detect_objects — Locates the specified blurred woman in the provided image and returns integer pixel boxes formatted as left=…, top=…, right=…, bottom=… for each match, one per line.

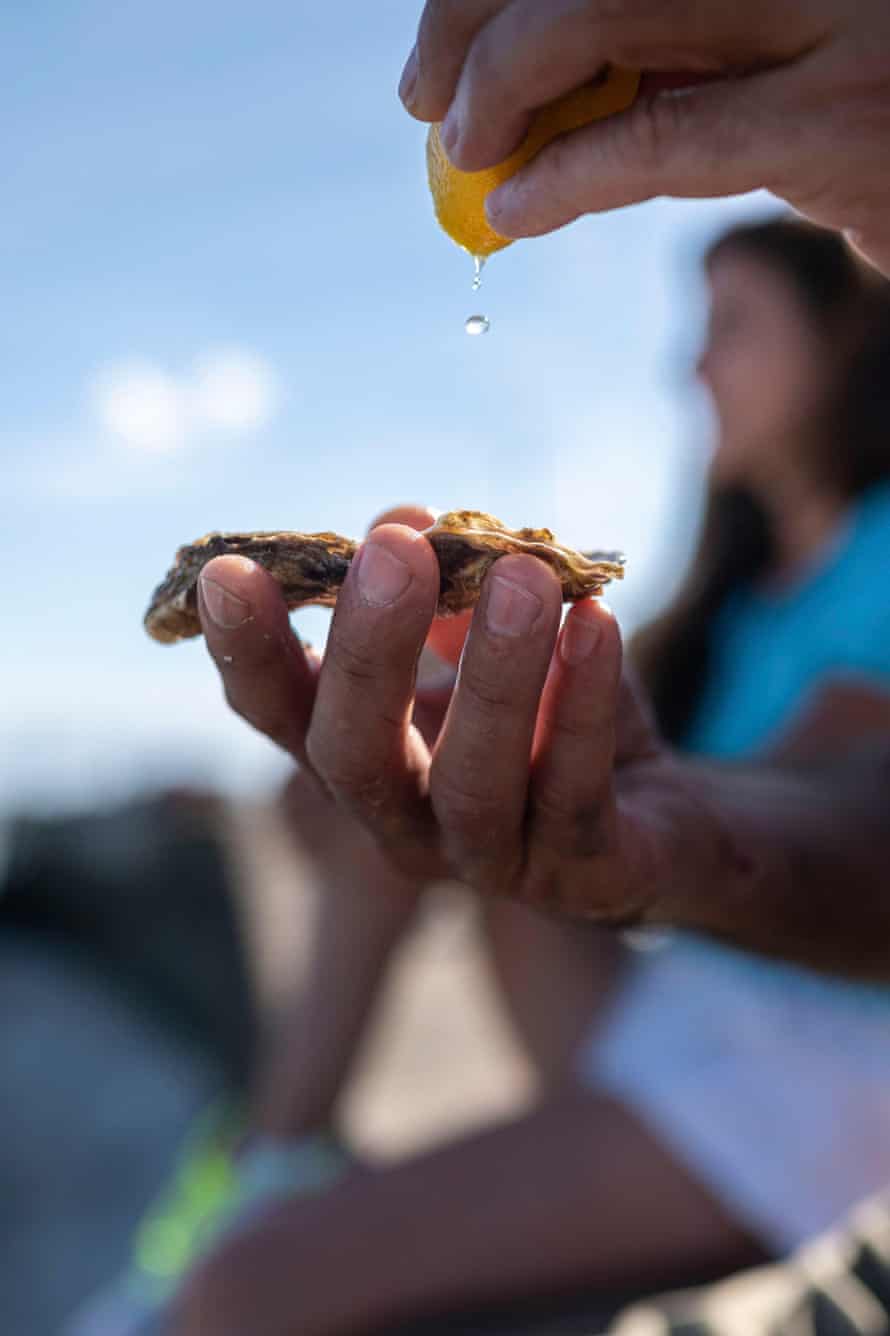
left=85, top=220, right=890, bottom=1336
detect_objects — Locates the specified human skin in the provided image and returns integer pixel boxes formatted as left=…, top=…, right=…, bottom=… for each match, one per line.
left=171, top=1087, right=762, bottom=1336
left=174, top=553, right=890, bottom=1336
left=195, top=503, right=890, bottom=982
left=190, top=3, right=890, bottom=978
left=398, top=0, right=890, bottom=276
left=173, top=533, right=890, bottom=1336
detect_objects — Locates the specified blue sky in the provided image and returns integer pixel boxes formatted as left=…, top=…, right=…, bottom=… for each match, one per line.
left=1, top=0, right=776, bottom=809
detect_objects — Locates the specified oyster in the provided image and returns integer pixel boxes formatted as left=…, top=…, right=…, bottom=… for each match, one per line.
left=144, top=510, right=624, bottom=645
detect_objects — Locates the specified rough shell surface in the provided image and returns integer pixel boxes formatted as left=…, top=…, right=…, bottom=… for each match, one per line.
left=144, top=510, right=625, bottom=644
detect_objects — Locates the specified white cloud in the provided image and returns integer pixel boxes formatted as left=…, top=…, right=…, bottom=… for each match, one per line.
left=89, top=359, right=188, bottom=451
left=87, top=347, right=279, bottom=452
left=189, top=347, right=279, bottom=433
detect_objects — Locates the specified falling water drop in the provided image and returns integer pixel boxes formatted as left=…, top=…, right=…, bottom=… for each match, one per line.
left=465, top=314, right=490, bottom=336
left=472, top=255, right=486, bottom=291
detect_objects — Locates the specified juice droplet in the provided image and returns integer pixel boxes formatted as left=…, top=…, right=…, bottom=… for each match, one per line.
left=465, top=314, right=490, bottom=336
left=472, top=255, right=486, bottom=291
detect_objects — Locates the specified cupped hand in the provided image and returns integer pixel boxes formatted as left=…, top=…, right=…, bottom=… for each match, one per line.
left=196, top=503, right=727, bottom=922
left=399, top=0, right=890, bottom=276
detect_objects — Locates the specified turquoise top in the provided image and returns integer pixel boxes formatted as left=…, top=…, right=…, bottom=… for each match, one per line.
left=684, top=482, right=890, bottom=758
left=667, top=481, right=890, bottom=1011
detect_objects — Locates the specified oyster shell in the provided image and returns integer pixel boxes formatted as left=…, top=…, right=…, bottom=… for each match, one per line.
left=144, top=510, right=624, bottom=645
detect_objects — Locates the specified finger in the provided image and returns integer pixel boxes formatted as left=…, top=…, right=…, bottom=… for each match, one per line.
left=400, top=0, right=507, bottom=122
left=367, top=503, right=437, bottom=532
left=442, top=0, right=623, bottom=171
left=365, top=502, right=473, bottom=665
left=198, top=555, right=317, bottom=760
left=388, top=507, right=472, bottom=666
left=307, top=524, right=442, bottom=863
left=528, top=599, right=623, bottom=865
left=845, top=227, right=890, bottom=285
left=615, top=666, right=661, bottom=765
left=486, top=69, right=793, bottom=237
left=430, top=554, right=562, bottom=889
left=443, top=0, right=822, bottom=172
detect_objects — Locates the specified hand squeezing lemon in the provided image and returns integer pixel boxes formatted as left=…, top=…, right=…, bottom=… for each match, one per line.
left=427, top=67, right=641, bottom=261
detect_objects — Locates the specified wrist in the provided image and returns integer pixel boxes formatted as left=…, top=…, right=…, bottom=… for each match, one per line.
left=623, top=754, right=757, bottom=932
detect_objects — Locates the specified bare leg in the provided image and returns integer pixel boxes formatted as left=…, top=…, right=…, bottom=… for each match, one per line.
left=250, top=775, right=425, bottom=1139
left=249, top=761, right=625, bottom=1135
left=174, top=1087, right=766, bottom=1336
left=482, top=899, right=628, bottom=1082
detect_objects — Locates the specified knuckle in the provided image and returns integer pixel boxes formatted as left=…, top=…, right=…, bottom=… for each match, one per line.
left=420, top=0, right=492, bottom=50
left=463, top=19, right=506, bottom=97
left=620, top=87, right=753, bottom=192
left=304, top=727, right=380, bottom=805
left=550, top=700, right=611, bottom=749
left=326, top=634, right=383, bottom=687
left=533, top=784, right=616, bottom=859
left=706, top=95, right=756, bottom=173
left=433, top=773, right=513, bottom=851
left=417, top=0, right=468, bottom=89
left=624, top=91, right=678, bottom=175
left=517, top=836, right=624, bottom=918
left=459, top=659, right=524, bottom=715
left=532, top=132, right=584, bottom=210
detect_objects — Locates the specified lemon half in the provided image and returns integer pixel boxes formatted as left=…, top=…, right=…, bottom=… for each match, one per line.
left=427, top=67, right=640, bottom=259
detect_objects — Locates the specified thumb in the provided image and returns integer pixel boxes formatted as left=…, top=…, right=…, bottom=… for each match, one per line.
left=485, top=71, right=788, bottom=237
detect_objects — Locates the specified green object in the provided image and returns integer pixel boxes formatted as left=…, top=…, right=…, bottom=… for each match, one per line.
left=132, top=1100, right=245, bottom=1290
left=133, top=1101, right=244, bottom=1283
left=70, top=1103, right=352, bottom=1332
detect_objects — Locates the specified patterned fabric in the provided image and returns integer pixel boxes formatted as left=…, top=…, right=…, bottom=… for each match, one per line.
left=608, top=1192, right=890, bottom=1335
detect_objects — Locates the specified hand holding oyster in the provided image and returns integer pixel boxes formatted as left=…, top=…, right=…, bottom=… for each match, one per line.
left=144, top=510, right=624, bottom=645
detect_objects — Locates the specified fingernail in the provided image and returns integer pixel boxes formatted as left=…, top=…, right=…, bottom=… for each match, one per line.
left=399, top=46, right=419, bottom=108
left=486, top=574, right=542, bottom=637
left=200, top=573, right=251, bottom=629
left=356, top=541, right=412, bottom=607
left=486, top=184, right=510, bottom=224
left=440, top=112, right=459, bottom=156
left=560, top=609, right=603, bottom=666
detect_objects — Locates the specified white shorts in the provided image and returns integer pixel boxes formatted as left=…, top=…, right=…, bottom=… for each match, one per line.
left=577, top=934, right=890, bottom=1254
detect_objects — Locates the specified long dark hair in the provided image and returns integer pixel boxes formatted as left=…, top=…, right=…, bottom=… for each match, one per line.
left=633, top=218, right=890, bottom=745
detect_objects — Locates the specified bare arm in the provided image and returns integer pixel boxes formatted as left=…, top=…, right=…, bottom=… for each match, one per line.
left=644, top=739, right=890, bottom=980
